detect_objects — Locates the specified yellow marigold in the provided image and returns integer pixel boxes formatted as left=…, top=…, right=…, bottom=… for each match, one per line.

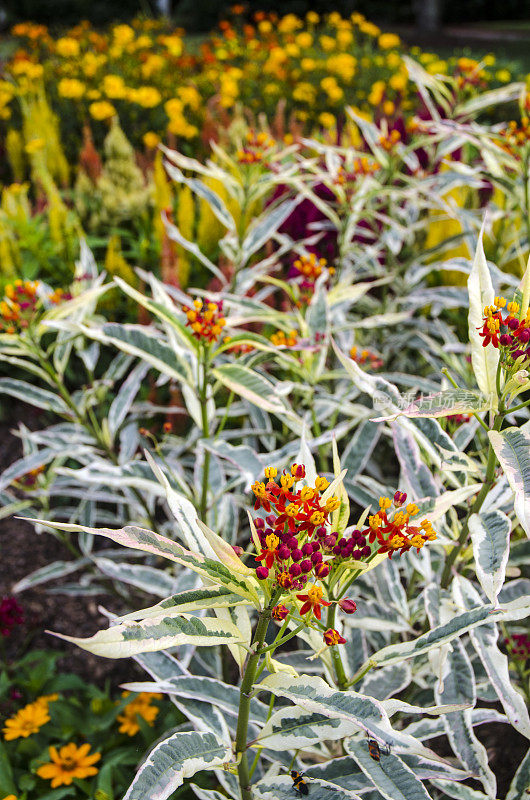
left=3, top=701, right=50, bottom=740
left=37, top=743, right=101, bottom=787
left=389, top=73, right=407, bottom=92
left=130, top=86, right=162, bottom=108
left=55, top=37, right=80, bottom=57
left=141, top=54, right=165, bottom=79
left=117, top=691, right=162, bottom=736
left=89, top=101, right=116, bottom=121
left=360, top=21, right=380, bottom=36
left=58, top=78, right=85, bottom=99
left=177, top=85, right=201, bottom=110
left=11, top=61, right=43, bottom=79
left=378, top=32, right=401, bottom=49
left=320, top=35, right=336, bottom=52
left=319, top=112, right=336, bottom=129
left=326, top=53, right=357, bottom=82
left=113, top=24, right=135, bottom=45
left=103, top=74, right=127, bottom=100
left=296, top=32, right=313, bottom=48
left=161, top=34, right=183, bottom=56
left=292, top=82, right=316, bottom=104
left=306, top=10, right=319, bottom=23
left=143, top=131, right=160, bottom=149
left=277, top=13, right=303, bottom=33
left=496, top=69, right=511, bottom=83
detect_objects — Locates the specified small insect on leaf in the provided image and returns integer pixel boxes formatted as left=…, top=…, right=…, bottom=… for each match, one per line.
left=290, top=770, right=309, bottom=795
left=367, top=738, right=391, bottom=761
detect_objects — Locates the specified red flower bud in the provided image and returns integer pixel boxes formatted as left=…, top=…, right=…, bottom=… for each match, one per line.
left=315, top=562, right=329, bottom=578
left=232, top=545, right=244, bottom=556
left=272, top=604, right=289, bottom=621
left=256, top=566, right=269, bottom=580
left=338, top=598, right=357, bottom=614
left=324, top=628, right=346, bottom=646
left=393, top=490, right=407, bottom=507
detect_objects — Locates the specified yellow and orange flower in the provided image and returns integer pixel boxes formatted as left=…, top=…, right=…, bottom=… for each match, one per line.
left=37, top=743, right=101, bottom=787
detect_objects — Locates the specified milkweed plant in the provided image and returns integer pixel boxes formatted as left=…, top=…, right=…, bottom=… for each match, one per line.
left=1, top=77, right=530, bottom=800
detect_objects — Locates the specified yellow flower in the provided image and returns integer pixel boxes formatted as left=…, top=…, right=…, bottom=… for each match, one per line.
left=103, top=74, right=127, bottom=100
left=378, top=32, right=400, bottom=49
left=2, top=795, right=17, bottom=799
left=112, top=24, right=135, bottom=46
left=292, top=30, right=312, bottom=50
left=55, top=37, right=80, bottom=57
left=306, top=11, right=319, bottom=24
left=319, top=112, right=336, bottom=129
left=160, top=34, right=183, bottom=56
left=277, top=13, right=303, bottom=33
left=130, top=86, right=162, bottom=108
left=292, top=82, right=316, bottom=104
left=496, top=69, right=511, bottom=83
left=3, top=701, right=50, bottom=740
left=389, top=74, right=407, bottom=93
left=116, top=692, right=162, bottom=736
left=37, top=743, right=101, bottom=788
left=143, top=131, right=160, bottom=149
left=89, top=101, right=116, bottom=121
left=58, top=78, right=85, bottom=99
left=177, top=85, right=201, bottom=110
left=320, top=35, right=336, bottom=52
left=25, top=138, right=45, bottom=154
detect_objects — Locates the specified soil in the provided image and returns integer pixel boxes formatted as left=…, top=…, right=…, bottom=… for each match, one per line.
left=0, top=405, right=144, bottom=689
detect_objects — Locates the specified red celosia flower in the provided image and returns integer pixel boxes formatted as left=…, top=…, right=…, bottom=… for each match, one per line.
left=0, top=596, right=24, bottom=637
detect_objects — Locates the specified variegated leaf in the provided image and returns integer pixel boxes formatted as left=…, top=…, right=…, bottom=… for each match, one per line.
left=51, top=613, right=243, bottom=658
left=123, top=730, right=232, bottom=800
left=255, top=706, right=357, bottom=749
left=489, top=425, right=530, bottom=538
left=255, top=673, right=446, bottom=762
left=345, top=738, right=433, bottom=800
left=117, top=586, right=247, bottom=622
left=453, top=576, right=530, bottom=739
left=434, top=638, right=496, bottom=798
left=467, top=221, right=498, bottom=408
left=469, top=510, right=511, bottom=604
left=23, top=518, right=261, bottom=605
left=253, top=775, right=363, bottom=800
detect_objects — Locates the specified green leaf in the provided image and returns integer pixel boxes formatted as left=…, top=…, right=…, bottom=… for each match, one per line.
left=489, top=425, right=530, bottom=539
left=123, top=730, right=232, bottom=800
left=469, top=510, right=511, bottom=604
left=51, top=612, right=243, bottom=658
left=345, top=738, right=433, bottom=800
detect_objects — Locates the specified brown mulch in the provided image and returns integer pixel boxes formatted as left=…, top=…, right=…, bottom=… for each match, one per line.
left=0, top=406, right=144, bottom=689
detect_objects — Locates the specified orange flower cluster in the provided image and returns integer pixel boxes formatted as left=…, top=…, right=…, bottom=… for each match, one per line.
left=293, top=253, right=328, bottom=283
left=479, top=295, right=530, bottom=367
left=350, top=345, right=383, bottom=370
left=0, top=280, right=39, bottom=333
left=500, top=118, right=530, bottom=156
left=252, top=463, right=339, bottom=595
left=378, top=128, right=401, bottom=151
left=236, top=130, right=276, bottom=164
left=335, top=159, right=379, bottom=184
left=366, top=492, right=437, bottom=559
left=270, top=329, right=298, bottom=347
left=183, top=298, right=226, bottom=342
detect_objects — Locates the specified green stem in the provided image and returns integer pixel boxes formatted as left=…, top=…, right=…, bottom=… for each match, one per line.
left=257, top=622, right=306, bottom=655
left=235, top=604, right=274, bottom=800
left=199, top=345, right=211, bottom=522
left=325, top=603, right=348, bottom=690
left=440, top=412, right=503, bottom=588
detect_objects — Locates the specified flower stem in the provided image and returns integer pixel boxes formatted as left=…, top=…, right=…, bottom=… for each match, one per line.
left=235, top=603, right=274, bottom=800
left=199, top=345, right=211, bottom=522
left=440, top=412, right=503, bottom=588
left=325, top=603, right=348, bottom=690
